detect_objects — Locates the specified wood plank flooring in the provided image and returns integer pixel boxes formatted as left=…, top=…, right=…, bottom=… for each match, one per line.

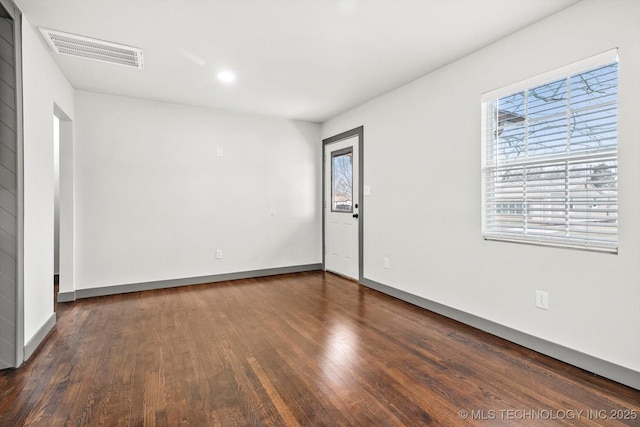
left=1, top=271, right=638, bottom=426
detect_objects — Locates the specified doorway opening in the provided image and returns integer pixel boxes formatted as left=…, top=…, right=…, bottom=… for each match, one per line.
left=53, top=105, right=73, bottom=304
left=53, top=115, right=60, bottom=296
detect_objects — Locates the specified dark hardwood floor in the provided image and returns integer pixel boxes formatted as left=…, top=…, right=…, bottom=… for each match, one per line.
left=1, top=271, right=638, bottom=426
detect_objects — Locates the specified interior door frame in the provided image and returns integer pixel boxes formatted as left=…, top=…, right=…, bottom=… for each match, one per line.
left=322, top=126, right=364, bottom=282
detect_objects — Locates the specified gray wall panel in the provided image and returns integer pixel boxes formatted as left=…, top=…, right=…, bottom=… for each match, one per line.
left=0, top=227, right=14, bottom=257
left=0, top=292, right=13, bottom=317
left=0, top=337, right=13, bottom=369
left=0, top=100, right=15, bottom=132
left=0, top=14, right=15, bottom=369
left=0, top=78, right=13, bottom=106
left=0, top=188, right=15, bottom=215
left=0, top=206, right=14, bottom=236
left=0, top=165, right=14, bottom=195
left=0, top=269, right=13, bottom=296
left=0, top=59, right=12, bottom=89
left=0, top=142, right=15, bottom=173
left=0, top=37, right=12, bottom=67
left=0, top=121, right=14, bottom=152
left=0, top=17, right=10, bottom=43
left=0, top=247, right=14, bottom=281
left=0, top=313, right=14, bottom=341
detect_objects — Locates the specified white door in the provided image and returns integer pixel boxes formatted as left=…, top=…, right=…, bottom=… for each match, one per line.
left=324, top=135, right=359, bottom=280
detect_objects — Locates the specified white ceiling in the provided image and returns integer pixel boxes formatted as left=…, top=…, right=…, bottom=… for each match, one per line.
left=17, top=0, right=579, bottom=123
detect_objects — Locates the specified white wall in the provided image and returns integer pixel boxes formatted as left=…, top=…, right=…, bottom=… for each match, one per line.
left=22, top=18, right=75, bottom=342
left=323, top=0, right=640, bottom=372
left=74, top=91, right=321, bottom=289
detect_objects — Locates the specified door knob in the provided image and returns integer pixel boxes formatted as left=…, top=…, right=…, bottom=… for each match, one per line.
left=353, top=213, right=359, bottom=219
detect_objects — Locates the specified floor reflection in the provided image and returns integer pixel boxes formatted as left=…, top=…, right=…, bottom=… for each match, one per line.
left=320, top=320, right=359, bottom=387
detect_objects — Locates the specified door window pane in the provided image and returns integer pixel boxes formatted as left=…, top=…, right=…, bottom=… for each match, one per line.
left=332, top=148, right=353, bottom=212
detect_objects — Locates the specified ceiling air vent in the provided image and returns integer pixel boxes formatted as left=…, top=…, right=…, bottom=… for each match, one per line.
left=39, top=28, right=144, bottom=69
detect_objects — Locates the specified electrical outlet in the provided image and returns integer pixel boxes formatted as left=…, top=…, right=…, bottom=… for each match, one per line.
left=535, top=290, right=549, bottom=310
left=383, top=257, right=390, bottom=269
left=216, top=147, right=224, bottom=157
left=216, top=249, right=223, bottom=259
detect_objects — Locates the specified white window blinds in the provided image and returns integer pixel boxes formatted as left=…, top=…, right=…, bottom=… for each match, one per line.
left=481, top=51, right=618, bottom=253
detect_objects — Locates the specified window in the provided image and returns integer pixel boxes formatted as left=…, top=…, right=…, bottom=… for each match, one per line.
left=482, top=50, right=618, bottom=253
left=331, top=148, right=353, bottom=212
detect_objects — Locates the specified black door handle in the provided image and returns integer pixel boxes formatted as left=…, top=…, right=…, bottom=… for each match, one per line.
left=353, top=213, right=359, bottom=219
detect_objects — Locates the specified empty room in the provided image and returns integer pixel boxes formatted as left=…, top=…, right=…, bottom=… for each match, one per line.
left=1, top=0, right=639, bottom=425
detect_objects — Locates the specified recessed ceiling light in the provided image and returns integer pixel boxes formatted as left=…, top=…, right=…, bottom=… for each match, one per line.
left=217, top=70, right=236, bottom=84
